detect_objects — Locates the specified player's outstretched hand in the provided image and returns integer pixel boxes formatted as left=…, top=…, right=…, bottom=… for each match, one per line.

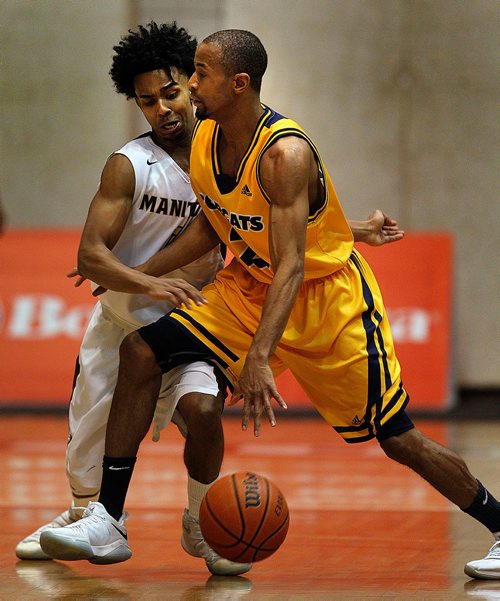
left=229, top=360, right=287, bottom=437
left=70, top=269, right=206, bottom=308
left=365, top=209, right=405, bottom=246
left=67, top=267, right=87, bottom=287
left=144, top=276, right=207, bottom=309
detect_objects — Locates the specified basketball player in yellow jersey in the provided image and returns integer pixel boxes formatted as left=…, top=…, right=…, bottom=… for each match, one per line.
left=43, top=30, right=499, bottom=579
left=183, top=105, right=408, bottom=439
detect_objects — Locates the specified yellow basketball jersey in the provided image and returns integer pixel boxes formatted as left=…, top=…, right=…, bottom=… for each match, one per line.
left=190, top=105, right=354, bottom=284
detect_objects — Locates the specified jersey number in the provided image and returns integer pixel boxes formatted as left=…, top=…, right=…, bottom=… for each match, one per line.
left=229, top=228, right=269, bottom=270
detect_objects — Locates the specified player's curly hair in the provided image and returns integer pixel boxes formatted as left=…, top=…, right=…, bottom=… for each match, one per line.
left=110, top=21, right=197, bottom=99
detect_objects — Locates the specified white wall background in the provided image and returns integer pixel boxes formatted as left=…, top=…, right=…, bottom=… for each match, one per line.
left=1, top=0, right=498, bottom=387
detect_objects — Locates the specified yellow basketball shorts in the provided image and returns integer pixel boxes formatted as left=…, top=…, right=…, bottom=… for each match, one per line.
left=159, top=249, right=409, bottom=443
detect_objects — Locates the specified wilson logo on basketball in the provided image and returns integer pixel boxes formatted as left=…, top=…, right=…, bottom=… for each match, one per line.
left=243, top=473, right=261, bottom=508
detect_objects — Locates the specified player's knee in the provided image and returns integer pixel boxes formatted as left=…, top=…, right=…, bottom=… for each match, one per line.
left=379, top=428, right=424, bottom=467
left=179, top=393, right=223, bottom=436
left=379, top=434, right=407, bottom=464
left=119, top=331, right=160, bottom=376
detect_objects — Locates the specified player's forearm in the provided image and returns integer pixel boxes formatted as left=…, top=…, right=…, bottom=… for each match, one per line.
left=138, top=235, right=218, bottom=277
left=78, top=246, right=159, bottom=294
left=349, top=219, right=373, bottom=243
left=137, top=212, right=221, bottom=277
left=249, top=261, right=304, bottom=361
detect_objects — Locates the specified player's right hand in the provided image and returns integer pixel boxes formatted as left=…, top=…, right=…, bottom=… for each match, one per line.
left=144, top=276, right=208, bottom=308
left=365, top=209, right=405, bottom=246
left=229, top=359, right=288, bottom=437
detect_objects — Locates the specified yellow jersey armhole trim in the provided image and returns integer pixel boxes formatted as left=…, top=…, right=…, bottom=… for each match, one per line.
left=256, top=129, right=329, bottom=222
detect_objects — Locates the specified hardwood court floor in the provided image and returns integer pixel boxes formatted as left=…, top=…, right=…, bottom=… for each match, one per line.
left=1, top=415, right=499, bottom=600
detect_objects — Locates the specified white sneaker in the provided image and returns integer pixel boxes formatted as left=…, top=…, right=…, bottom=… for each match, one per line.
left=39, top=501, right=131, bottom=565
left=181, top=508, right=252, bottom=576
left=16, top=508, right=80, bottom=560
left=465, top=535, right=500, bottom=580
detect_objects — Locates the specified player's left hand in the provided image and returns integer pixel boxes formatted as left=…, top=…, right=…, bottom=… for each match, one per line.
left=365, top=209, right=405, bottom=246
left=229, top=359, right=287, bottom=437
left=67, top=267, right=87, bottom=287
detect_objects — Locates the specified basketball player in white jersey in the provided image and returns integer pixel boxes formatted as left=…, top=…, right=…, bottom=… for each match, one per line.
left=14, top=21, right=251, bottom=576
left=16, top=22, right=404, bottom=571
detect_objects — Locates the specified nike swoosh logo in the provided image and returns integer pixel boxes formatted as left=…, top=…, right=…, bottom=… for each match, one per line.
left=109, top=466, right=131, bottom=471
left=112, top=523, right=127, bottom=540
left=147, top=159, right=158, bottom=165
left=483, top=491, right=488, bottom=505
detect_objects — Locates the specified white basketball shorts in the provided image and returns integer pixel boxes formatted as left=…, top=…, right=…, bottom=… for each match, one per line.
left=66, top=303, right=219, bottom=498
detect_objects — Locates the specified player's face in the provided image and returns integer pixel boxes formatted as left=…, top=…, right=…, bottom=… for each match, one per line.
left=189, top=43, right=233, bottom=121
left=134, top=68, right=194, bottom=150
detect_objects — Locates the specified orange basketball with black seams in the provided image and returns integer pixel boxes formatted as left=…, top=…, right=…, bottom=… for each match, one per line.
left=199, top=471, right=289, bottom=563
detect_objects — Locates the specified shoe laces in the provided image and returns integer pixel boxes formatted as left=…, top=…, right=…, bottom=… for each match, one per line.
left=184, top=513, right=202, bottom=536
left=71, top=514, right=104, bottom=534
left=486, top=540, right=500, bottom=559
left=65, top=504, right=112, bottom=533
left=80, top=504, right=128, bottom=525
left=78, top=505, right=103, bottom=521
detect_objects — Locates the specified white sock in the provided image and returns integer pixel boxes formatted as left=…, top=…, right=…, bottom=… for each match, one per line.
left=188, top=476, right=213, bottom=520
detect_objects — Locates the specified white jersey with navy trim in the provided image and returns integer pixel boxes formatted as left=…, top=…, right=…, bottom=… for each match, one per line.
left=97, top=133, right=223, bottom=329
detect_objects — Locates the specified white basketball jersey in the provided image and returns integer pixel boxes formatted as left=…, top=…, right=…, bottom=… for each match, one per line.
left=97, top=133, right=223, bottom=329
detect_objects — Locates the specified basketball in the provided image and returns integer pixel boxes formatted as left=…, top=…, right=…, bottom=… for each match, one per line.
left=199, top=471, right=289, bottom=563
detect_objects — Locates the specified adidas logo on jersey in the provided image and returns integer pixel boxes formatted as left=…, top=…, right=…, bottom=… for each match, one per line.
left=240, top=184, right=252, bottom=197
left=351, top=415, right=361, bottom=425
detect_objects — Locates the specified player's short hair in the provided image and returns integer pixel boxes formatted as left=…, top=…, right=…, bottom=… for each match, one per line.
left=110, top=21, right=197, bottom=99
left=202, top=29, right=267, bottom=92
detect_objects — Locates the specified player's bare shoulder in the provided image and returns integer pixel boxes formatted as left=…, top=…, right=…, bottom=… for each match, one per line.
left=263, top=135, right=311, bottom=165
left=259, top=136, right=312, bottom=203
left=98, top=152, right=136, bottom=203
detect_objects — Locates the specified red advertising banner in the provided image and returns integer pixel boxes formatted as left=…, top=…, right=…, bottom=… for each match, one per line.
left=0, top=230, right=453, bottom=410
left=0, top=230, right=92, bottom=404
